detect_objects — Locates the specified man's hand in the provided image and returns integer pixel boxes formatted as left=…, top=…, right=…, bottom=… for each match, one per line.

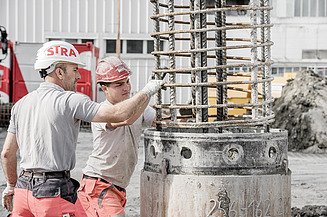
left=141, top=80, right=164, bottom=97
left=2, top=183, right=14, bottom=212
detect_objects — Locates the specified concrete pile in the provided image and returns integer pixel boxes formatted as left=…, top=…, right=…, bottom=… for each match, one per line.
left=272, top=70, right=327, bottom=153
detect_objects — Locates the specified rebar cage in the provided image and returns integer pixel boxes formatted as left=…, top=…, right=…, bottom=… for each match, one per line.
left=150, top=0, right=274, bottom=131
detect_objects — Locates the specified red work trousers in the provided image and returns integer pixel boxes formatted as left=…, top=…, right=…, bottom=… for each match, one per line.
left=11, top=188, right=87, bottom=217
left=11, top=172, right=87, bottom=217
left=78, top=177, right=126, bottom=217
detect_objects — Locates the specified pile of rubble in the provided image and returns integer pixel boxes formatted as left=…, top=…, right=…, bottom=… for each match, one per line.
left=272, top=70, right=327, bottom=153
left=291, top=205, right=327, bottom=217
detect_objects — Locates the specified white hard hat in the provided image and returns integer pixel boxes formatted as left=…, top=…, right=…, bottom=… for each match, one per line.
left=34, top=40, right=85, bottom=71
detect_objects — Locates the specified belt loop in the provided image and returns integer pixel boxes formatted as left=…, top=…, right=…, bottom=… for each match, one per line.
left=29, top=171, right=34, bottom=182
left=42, top=172, right=46, bottom=182
left=19, top=170, right=24, bottom=177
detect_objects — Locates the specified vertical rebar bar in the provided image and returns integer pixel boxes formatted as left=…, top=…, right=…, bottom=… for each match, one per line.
left=168, top=0, right=177, bottom=122
left=265, top=0, right=272, bottom=131
left=221, top=0, right=228, bottom=121
left=250, top=0, right=259, bottom=119
left=260, top=0, right=268, bottom=131
left=190, top=0, right=196, bottom=118
left=152, top=0, right=162, bottom=130
left=150, top=0, right=274, bottom=129
left=260, top=0, right=266, bottom=118
left=215, top=0, right=224, bottom=131
left=200, top=0, right=208, bottom=130
left=195, top=0, right=202, bottom=123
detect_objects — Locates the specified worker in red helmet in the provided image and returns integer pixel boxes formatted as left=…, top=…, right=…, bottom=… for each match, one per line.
left=78, top=56, right=156, bottom=217
left=1, top=42, right=163, bottom=216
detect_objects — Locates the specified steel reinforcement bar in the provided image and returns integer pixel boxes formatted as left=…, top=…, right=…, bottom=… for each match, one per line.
left=150, top=0, right=273, bottom=130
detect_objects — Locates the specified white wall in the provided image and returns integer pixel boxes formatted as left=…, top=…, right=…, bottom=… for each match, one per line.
left=271, top=17, right=327, bottom=66
left=0, top=0, right=153, bottom=57
left=2, top=0, right=327, bottom=89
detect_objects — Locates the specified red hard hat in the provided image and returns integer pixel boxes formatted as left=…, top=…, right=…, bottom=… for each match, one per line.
left=96, top=56, right=131, bottom=83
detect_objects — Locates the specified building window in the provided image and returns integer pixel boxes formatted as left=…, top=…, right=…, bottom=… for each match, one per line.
left=48, top=38, right=95, bottom=45
left=206, top=0, right=249, bottom=6
left=271, top=67, right=287, bottom=77
left=127, top=40, right=143, bottom=53
left=147, top=40, right=164, bottom=53
left=226, top=0, right=250, bottom=5
left=272, top=68, right=278, bottom=75
left=278, top=67, right=285, bottom=76
left=302, top=50, right=327, bottom=59
left=295, top=0, right=327, bottom=17
left=286, top=67, right=293, bottom=73
left=318, top=50, right=327, bottom=59
left=206, top=0, right=249, bottom=16
left=106, top=39, right=162, bottom=55
left=317, top=67, right=327, bottom=76
left=318, top=0, right=326, bottom=16
left=65, top=39, right=78, bottom=44
left=302, top=50, right=316, bottom=59
left=294, top=0, right=301, bottom=16
left=147, top=40, right=154, bottom=54
left=82, top=39, right=94, bottom=44
left=106, top=40, right=123, bottom=53
left=106, top=40, right=116, bottom=53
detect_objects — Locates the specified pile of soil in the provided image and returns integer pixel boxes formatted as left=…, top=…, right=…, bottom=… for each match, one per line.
left=272, top=70, right=327, bottom=153
left=291, top=205, right=327, bottom=217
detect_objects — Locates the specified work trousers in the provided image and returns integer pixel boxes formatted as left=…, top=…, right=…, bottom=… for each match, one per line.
left=11, top=171, right=87, bottom=217
left=78, top=177, right=126, bottom=217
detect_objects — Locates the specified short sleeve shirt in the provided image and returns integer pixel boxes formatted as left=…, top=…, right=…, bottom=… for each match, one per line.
left=82, top=100, right=155, bottom=188
left=8, top=82, right=101, bottom=172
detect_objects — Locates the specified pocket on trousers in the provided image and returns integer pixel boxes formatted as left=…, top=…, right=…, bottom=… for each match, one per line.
left=84, top=178, right=97, bottom=196
left=32, top=178, right=79, bottom=204
left=16, top=176, right=31, bottom=190
left=32, top=180, right=61, bottom=198
left=60, top=178, right=80, bottom=204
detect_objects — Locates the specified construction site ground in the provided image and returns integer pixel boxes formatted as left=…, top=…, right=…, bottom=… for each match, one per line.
left=0, top=130, right=326, bottom=217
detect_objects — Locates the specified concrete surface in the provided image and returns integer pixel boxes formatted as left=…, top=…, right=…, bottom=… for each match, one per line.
left=0, top=130, right=326, bottom=217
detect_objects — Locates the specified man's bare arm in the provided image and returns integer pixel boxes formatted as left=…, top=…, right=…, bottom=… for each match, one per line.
left=106, top=97, right=150, bottom=129
left=92, top=91, right=149, bottom=123
left=92, top=80, right=163, bottom=123
left=1, top=132, right=19, bottom=186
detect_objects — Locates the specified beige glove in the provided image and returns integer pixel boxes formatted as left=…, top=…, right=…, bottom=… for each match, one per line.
left=2, top=183, right=14, bottom=212
left=141, top=80, right=164, bottom=97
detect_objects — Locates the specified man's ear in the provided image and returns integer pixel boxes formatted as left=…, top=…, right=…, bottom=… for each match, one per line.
left=55, top=68, right=64, bottom=80
left=101, top=84, right=108, bottom=92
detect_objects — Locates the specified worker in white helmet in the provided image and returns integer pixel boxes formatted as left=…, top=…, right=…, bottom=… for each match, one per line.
left=1, top=41, right=163, bottom=216
left=78, top=56, right=156, bottom=217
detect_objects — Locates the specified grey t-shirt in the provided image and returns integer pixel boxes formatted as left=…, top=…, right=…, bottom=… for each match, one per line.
left=83, top=100, right=155, bottom=188
left=8, top=82, right=101, bottom=172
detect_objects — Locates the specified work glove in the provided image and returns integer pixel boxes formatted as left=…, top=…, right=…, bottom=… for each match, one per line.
left=141, top=80, right=164, bottom=97
left=2, top=183, right=15, bottom=212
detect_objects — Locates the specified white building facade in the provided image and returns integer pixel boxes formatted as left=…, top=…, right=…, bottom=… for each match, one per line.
left=1, top=0, right=327, bottom=92
left=271, top=0, right=327, bottom=77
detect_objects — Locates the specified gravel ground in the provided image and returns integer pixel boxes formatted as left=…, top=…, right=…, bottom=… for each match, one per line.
left=0, top=130, right=326, bottom=217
